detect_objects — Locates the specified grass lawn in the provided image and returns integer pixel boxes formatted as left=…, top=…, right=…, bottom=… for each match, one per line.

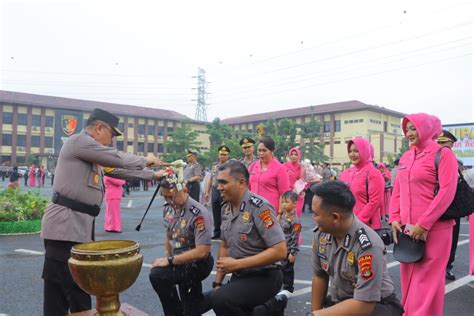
left=0, top=219, right=41, bottom=234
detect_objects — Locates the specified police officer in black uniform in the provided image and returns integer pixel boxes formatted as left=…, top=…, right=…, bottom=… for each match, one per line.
left=149, top=175, right=213, bottom=316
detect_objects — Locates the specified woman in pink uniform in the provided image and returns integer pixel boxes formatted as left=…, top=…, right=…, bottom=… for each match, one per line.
left=338, top=137, right=384, bottom=229
left=283, top=147, right=304, bottom=217
left=389, top=113, right=458, bottom=316
left=28, top=164, right=36, bottom=187
left=248, top=136, right=290, bottom=213
left=104, top=175, right=126, bottom=233
left=378, top=163, right=392, bottom=221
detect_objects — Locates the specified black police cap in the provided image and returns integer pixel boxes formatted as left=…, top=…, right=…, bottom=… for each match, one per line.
left=393, top=229, right=425, bottom=263
left=239, top=137, right=256, bottom=147
left=218, top=145, right=230, bottom=154
left=437, top=129, right=457, bottom=143
left=88, top=108, right=122, bottom=136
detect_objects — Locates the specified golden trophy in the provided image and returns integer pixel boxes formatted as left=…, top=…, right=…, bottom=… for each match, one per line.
left=68, top=240, right=143, bottom=315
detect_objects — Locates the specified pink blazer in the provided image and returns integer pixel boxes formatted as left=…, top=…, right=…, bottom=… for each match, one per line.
left=249, top=157, right=290, bottom=212
left=104, top=176, right=126, bottom=200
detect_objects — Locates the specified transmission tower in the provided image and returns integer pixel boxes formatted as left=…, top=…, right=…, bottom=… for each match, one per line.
left=193, top=67, right=208, bottom=122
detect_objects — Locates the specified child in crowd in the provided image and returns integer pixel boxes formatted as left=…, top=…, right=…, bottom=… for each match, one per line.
left=277, top=191, right=302, bottom=296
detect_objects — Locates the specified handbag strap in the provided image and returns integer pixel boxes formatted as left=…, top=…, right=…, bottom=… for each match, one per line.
left=434, top=147, right=463, bottom=196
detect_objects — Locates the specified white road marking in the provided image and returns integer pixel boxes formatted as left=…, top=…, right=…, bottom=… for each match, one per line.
left=459, top=234, right=470, bottom=237
left=445, top=275, right=474, bottom=294
left=14, top=249, right=44, bottom=255
left=124, top=200, right=133, bottom=208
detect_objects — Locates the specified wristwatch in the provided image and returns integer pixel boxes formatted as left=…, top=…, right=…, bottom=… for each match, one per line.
left=167, top=255, right=174, bottom=266
left=212, top=281, right=222, bottom=288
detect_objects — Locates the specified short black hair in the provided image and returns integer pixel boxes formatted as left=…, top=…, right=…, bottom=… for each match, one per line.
left=281, top=190, right=297, bottom=203
left=310, top=180, right=355, bottom=215
left=218, top=160, right=249, bottom=184
left=258, top=136, right=276, bottom=152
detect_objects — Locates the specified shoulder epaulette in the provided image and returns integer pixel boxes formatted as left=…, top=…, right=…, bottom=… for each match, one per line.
left=356, top=228, right=372, bottom=250
left=312, top=226, right=319, bottom=233
left=249, top=196, right=263, bottom=207
left=190, top=205, right=201, bottom=216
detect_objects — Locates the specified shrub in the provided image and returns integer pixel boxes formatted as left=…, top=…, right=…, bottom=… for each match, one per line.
left=0, top=188, right=48, bottom=222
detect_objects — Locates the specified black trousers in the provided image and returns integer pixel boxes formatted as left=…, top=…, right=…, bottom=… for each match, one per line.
left=187, top=181, right=201, bottom=203
left=281, top=259, right=295, bottom=292
left=211, top=186, right=223, bottom=236
left=304, top=188, right=315, bottom=212
left=325, top=293, right=403, bottom=316
left=149, top=255, right=213, bottom=316
left=447, top=217, right=461, bottom=269
left=42, top=240, right=91, bottom=316
left=210, top=268, right=283, bottom=316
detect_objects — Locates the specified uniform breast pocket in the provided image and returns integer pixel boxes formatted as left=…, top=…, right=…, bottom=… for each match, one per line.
left=340, top=255, right=357, bottom=282
left=220, top=219, right=231, bottom=231
left=238, top=223, right=253, bottom=237
left=87, top=165, right=102, bottom=190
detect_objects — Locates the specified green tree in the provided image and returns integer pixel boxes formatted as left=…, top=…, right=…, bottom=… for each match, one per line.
left=298, top=117, right=328, bottom=163
left=201, top=118, right=241, bottom=167
left=164, top=120, right=202, bottom=162
left=263, top=119, right=298, bottom=161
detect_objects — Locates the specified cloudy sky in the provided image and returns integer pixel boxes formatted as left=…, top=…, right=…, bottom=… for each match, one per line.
left=1, top=0, right=472, bottom=124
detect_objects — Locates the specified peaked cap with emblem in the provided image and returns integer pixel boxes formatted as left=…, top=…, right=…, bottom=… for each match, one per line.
left=88, top=108, right=122, bottom=136
left=218, top=145, right=231, bottom=155
left=437, top=129, right=457, bottom=143
left=187, top=149, right=198, bottom=157
left=240, top=137, right=256, bottom=148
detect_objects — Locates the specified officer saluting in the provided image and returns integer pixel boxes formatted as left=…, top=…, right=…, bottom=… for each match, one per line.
left=149, top=174, right=213, bottom=316
left=209, top=160, right=288, bottom=315
left=204, top=145, right=230, bottom=239
left=238, top=137, right=257, bottom=169
left=184, top=149, right=203, bottom=202
left=41, top=108, right=164, bottom=315
left=309, top=181, right=403, bottom=316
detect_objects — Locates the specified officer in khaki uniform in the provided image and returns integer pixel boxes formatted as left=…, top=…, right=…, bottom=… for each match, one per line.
left=308, top=181, right=403, bottom=316
left=41, top=108, right=164, bottom=315
left=204, top=145, right=230, bottom=239
left=184, top=149, right=203, bottom=202
left=208, top=160, right=288, bottom=315
left=238, top=137, right=258, bottom=169
left=149, top=176, right=213, bottom=316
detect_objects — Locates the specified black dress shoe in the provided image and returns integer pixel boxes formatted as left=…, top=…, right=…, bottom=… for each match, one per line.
left=446, top=270, right=455, bottom=280
left=211, top=234, right=221, bottom=240
left=105, top=230, right=122, bottom=233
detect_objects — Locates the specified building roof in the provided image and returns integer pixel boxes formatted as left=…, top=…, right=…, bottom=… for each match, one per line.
left=221, top=100, right=405, bottom=125
left=0, top=90, right=193, bottom=121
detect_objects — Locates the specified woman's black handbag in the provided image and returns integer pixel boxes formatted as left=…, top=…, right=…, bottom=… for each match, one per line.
left=434, top=148, right=474, bottom=220
left=393, top=228, right=425, bottom=263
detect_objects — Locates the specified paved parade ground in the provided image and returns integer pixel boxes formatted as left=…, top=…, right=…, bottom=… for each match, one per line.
left=0, top=181, right=473, bottom=315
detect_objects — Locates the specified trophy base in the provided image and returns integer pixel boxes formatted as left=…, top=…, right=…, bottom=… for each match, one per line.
left=69, top=303, right=148, bottom=316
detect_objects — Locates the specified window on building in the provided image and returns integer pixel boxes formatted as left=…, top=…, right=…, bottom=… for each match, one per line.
left=17, top=113, right=27, bottom=125
left=2, top=112, right=13, bottom=124
left=156, top=126, right=164, bottom=137
left=17, top=135, right=26, bottom=147
left=128, top=123, right=134, bottom=128
left=138, top=124, right=145, bottom=135
left=45, top=137, right=53, bottom=148
left=384, top=121, right=388, bottom=132
left=45, top=116, right=54, bottom=128
left=31, top=136, right=40, bottom=147
left=334, top=120, right=341, bottom=132
left=147, top=143, right=154, bottom=153
left=147, top=125, right=154, bottom=135
left=2, top=134, right=12, bottom=146
left=344, top=120, right=348, bottom=124
left=127, top=141, right=133, bottom=146
left=16, top=156, right=26, bottom=163
left=359, top=119, right=364, bottom=123
left=32, top=115, right=41, bottom=126
left=323, top=121, right=330, bottom=133
left=116, top=141, right=123, bottom=150
left=118, top=122, right=124, bottom=131
left=157, top=143, right=164, bottom=153
left=167, top=127, right=174, bottom=134
left=138, top=142, right=144, bottom=152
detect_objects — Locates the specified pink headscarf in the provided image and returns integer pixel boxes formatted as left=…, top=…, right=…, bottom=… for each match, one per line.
left=286, top=147, right=302, bottom=175
left=402, top=113, right=442, bottom=150
left=347, top=138, right=372, bottom=168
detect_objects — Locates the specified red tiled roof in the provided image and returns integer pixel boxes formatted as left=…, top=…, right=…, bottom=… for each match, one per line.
left=221, top=100, right=405, bottom=125
left=0, top=90, right=193, bottom=121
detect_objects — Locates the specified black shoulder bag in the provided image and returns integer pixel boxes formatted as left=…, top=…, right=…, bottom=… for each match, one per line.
left=434, top=148, right=474, bottom=220
left=365, top=172, right=393, bottom=245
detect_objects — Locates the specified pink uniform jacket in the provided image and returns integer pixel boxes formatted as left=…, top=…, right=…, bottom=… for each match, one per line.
left=389, top=113, right=458, bottom=316
left=105, top=176, right=126, bottom=200
left=339, top=138, right=384, bottom=229
left=249, top=157, right=290, bottom=212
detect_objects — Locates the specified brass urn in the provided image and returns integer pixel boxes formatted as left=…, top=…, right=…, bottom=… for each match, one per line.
left=68, top=240, right=143, bottom=315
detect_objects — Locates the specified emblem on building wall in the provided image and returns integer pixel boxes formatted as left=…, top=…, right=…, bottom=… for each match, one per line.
left=61, top=115, right=78, bottom=136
